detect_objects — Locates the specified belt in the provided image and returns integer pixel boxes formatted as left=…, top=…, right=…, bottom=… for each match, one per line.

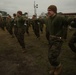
left=50, top=35, right=62, bottom=39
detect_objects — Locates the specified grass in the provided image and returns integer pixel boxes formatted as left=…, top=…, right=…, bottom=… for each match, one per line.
left=0, top=26, right=76, bottom=75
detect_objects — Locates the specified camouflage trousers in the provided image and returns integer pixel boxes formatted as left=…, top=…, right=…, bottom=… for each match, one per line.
left=68, top=32, right=76, bottom=53
left=34, top=27, right=40, bottom=38
left=14, top=26, right=26, bottom=49
left=6, top=24, right=13, bottom=35
left=46, top=30, right=50, bottom=44
left=48, top=37, right=63, bottom=67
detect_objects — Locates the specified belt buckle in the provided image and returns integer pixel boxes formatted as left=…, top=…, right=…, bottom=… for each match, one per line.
left=58, top=37, right=61, bottom=39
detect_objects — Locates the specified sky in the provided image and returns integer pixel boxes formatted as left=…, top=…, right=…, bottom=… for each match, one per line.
left=0, top=0, right=76, bottom=17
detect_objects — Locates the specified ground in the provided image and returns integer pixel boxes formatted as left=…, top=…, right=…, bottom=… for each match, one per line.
left=0, top=26, right=76, bottom=75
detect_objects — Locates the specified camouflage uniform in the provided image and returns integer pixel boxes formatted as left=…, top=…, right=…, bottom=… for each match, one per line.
left=6, top=15, right=14, bottom=37
left=31, top=15, right=40, bottom=38
left=16, top=15, right=26, bottom=49
left=2, top=17, right=7, bottom=30
left=25, top=19, right=30, bottom=35
left=13, top=15, right=18, bottom=38
left=46, top=5, right=68, bottom=75
left=68, top=18, right=76, bottom=53
left=0, top=16, right=5, bottom=30
left=38, top=17, right=44, bottom=33
left=44, top=17, right=50, bottom=44
left=47, top=15, right=67, bottom=67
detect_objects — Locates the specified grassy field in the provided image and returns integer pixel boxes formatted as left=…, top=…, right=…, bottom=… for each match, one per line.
left=0, top=26, right=76, bottom=75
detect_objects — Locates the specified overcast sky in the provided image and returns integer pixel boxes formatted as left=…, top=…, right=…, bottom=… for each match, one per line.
left=0, top=0, right=76, bottom=16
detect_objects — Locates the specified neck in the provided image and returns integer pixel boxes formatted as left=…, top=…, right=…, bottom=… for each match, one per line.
left=52, top=13, right=56, bottom=17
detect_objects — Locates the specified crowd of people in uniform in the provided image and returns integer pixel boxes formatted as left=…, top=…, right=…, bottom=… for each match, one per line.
left=0, top=5, right=76, bottom=75
left=0, top=11, right=45, bottom=51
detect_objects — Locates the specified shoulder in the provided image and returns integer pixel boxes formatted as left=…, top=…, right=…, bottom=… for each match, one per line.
left=56, top=15, right=63, bottom=19
left=56, top=15, right=66, bottom=21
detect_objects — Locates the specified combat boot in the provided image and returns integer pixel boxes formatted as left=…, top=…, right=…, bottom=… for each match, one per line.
left=54, top=63, right=62, bottom=75
left=49, top=66, right=55, bottom=75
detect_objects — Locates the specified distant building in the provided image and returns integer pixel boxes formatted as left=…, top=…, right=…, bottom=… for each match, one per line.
left=62, top=13, right=76, bottom=17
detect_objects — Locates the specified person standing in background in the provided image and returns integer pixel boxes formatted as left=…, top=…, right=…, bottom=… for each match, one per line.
left=16, top=11, right=26, bottom=52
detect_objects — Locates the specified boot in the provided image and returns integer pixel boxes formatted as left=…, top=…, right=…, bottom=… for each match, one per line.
left=49, top=66, right=55, bottom=75
left=54, top=63, right=62, bottom=75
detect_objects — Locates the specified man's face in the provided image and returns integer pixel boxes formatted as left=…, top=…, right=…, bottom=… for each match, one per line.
left=47, top=9, right=54, bottom=17
left=17, top=13, right=21, bottom=17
